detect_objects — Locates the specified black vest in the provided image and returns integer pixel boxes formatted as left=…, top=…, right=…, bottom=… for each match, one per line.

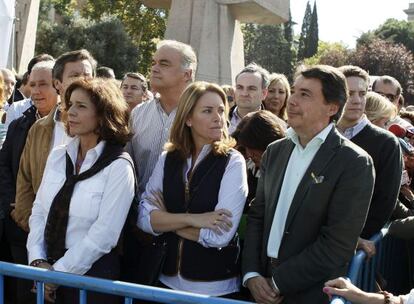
left=162, top=150, right=240, bottom=281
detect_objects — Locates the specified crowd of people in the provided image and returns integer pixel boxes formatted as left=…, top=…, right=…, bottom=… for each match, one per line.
left=0, top=39, right=414, bottom=304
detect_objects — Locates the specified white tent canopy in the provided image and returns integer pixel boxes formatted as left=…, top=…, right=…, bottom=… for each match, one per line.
left=0, top=0, right=15, bottom=69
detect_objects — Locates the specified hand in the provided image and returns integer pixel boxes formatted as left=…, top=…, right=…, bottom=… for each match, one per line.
left=33, top=262, right=58, bottom=303
left=401, top=185, right=414, bottom=201
left=323, top=277, right=366, bottom=304
left=44, top=283, right=57, bottom=303
left=357, top=237, right=376, bottom=258
left=246, top=276, right=283, bottom=304
left=189, top=209, right=232, bottom=234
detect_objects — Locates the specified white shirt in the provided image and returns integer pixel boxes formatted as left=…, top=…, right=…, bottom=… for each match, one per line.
left=128, top=98, right=177, bottom=197
left=228, top=107, right=243, bottom=135
left=402, top=288, right=414, bottom=304
left=138, top=145, right=248, bottom=296
left=27, top=138, right=135, bottom=275
left=51, top=107, right=71, bottom=149
left=340, top=115, right=369, bottom=139
left=243, top=123, right=334, bottom=287
left=4, top=98, right=32, bottom=130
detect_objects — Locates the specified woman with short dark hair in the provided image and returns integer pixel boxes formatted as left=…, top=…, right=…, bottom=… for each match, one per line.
left=27, top=78, right=135, bottom=303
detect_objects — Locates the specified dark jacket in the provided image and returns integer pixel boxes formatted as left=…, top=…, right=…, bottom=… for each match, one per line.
left=351, top=123, right=402, bottom=238
left=162, top=150, right=239, bottom=281
left=0, top=105, right=36, bottom=219
left=242, top=128, right=375, bottom=303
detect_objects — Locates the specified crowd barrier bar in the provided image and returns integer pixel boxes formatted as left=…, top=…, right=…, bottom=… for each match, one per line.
left=0, top=261, right=251, bottom=304
left=329, top=226, right=389, bottom=304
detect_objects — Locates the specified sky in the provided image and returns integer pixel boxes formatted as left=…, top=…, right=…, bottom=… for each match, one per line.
left=290, top=0, right=410, bottom=48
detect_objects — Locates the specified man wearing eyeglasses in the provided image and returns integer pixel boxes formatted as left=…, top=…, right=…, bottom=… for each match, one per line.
left=372, top=75, right=413, bottom=129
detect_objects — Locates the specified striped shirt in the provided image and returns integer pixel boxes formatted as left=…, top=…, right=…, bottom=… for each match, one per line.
left=128, top=98, right=177, bottom=197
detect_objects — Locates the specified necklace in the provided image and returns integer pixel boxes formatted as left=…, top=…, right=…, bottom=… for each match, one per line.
left=75, top=149, right=86, bottom=174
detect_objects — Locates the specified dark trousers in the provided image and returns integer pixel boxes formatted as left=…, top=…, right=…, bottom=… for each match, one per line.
left=3, top=215, right=36, bottom=304
left=55, top=250, right=122, bottom=304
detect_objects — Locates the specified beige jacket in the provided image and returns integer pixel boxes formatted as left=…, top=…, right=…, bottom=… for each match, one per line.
left=12, top=105, right=56, bottom=231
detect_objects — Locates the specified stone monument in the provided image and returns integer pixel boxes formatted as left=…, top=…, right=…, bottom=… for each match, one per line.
left=9, top=0, right=40, bottom=73
left=142, top=0, right=289, bottom=85
left=404, top=2, right=414, bottom=22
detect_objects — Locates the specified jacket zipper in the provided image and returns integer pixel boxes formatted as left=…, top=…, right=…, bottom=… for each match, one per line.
left=177, top=164, right=196, bottom=274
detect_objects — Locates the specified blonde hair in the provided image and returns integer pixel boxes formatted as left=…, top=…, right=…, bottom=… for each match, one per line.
left=365, top=91, right=397, bottom=123
left=165, top=81, right=235, bottom=159
left=265, top=73, right=290, bottom=120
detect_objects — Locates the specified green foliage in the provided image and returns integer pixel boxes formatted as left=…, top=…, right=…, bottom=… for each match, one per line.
left=304, top=41, right=350, bottom=67
left=304, top=2, right=318, bottom=58
left=349, top=38, right=414, bottom=91
left=36, top=17, right=139, bottom=78
left=243, top=23, right=295, bottom=80
left=297, top=1, right=312, bottom=60
left=357, top=19, right=414, bottom=54
left=37, top=0, right=167, bottom=75
left=79, top=1, right=167, bottom=74
left=284, top=8, right=295, bottom=43
left=298, top=1, right=319, bottom=60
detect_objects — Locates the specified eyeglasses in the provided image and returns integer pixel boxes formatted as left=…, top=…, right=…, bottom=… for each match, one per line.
left=377, top=92, right=398, bottom=102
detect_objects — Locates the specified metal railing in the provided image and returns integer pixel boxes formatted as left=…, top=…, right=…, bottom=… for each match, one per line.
left=0, top=261, right=250, bottom=304
left=329, top=227, right=389, bottom=304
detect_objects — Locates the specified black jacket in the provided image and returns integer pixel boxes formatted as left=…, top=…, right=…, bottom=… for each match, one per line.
left=0, top=106, right=37, bottom=219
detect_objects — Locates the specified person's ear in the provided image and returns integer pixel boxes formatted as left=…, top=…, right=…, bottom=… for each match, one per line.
left=53, top=79, right=63, bottom=96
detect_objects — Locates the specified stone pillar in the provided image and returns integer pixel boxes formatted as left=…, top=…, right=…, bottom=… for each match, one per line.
left=143, top=0, right=289, bottom=85
left=14, top=0, right=40, bottom=73
left=404, top=2, right=414, bottom=22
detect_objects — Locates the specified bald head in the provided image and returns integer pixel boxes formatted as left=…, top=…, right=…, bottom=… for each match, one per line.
left=0, top=68, right=16, bottom=101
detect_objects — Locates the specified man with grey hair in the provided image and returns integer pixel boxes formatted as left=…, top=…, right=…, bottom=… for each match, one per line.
left=0, top=60, right=58, bottom=303
left=129, top=39, right=197, bottom=197
left=229, top=63, right=269, bottom=134
left=0, top=69, right=16, bottom=102
left=125, top=40, right=196, bottom=284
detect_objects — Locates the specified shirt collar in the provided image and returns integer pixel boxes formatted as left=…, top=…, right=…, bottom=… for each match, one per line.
left=233, top=107, right=242, bottom=120
left=155, top=97, right=177, bottom=116
left=339, top=115, right=369, bottom=139
left=287, top=123, right=334, bottom=149
left=53, top=105, right=62, bottom=123
left=66, top=137, right=106, bottom=168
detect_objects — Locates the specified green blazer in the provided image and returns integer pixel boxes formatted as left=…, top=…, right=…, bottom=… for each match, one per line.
left=242, top=127, right=375, bottom=303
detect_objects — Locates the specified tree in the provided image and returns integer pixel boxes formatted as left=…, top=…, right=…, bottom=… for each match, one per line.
left=297, top=1, right=312, bottom=60
left=304, top=41, right=350, bottom=67
left=357, top=19, right=414, bottom=54
left=36, top=17, right=139, bottom=78
left=80, top=1, right=167, bottom=74
left=348, top=38, right=414, bottom=91
left=243, top=23, right=295, bottom=80
left=40, top=0, right=167, bottom=74
left=304, top=1, right=318, bottom=58
left=284, top=8, right=294, bottom=44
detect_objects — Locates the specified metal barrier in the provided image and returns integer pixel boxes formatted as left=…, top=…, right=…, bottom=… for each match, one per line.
left=329, top=227, right=389, bottom=304
left=0, top=261, right=251, bottom=304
